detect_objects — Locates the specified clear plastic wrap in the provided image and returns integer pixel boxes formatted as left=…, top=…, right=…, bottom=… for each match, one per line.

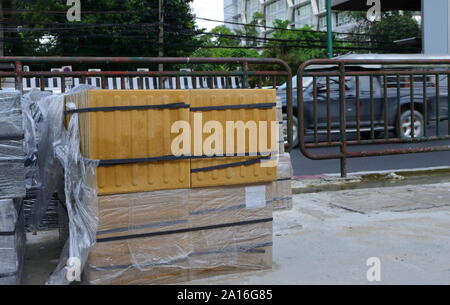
left=0, top=91, right=26, bottom=199
left=188, top=185, right=273, bottom=280
left=271, top=153, right=293, bottom=210
left=0, top=91, right=23, bottom=138
left=0, top=198, right=26, bottom=285
left=276, top=96, right=285, bottom=155
left=22, top=87, right=98, bottom=231
left=86, top=189, right=190, bottom=285
left=27, top=93, right=65, bottom=233
left=23, top=188, right=61, bottom=231
left=85, top=184, right=273, bottom=285
left=43, top=87, right=99, bottom=285
left=0, top=140, right=26, bottom=199
left=21, top=89, right=52, bottom=189
left=23, top=86, right=99, bottom=285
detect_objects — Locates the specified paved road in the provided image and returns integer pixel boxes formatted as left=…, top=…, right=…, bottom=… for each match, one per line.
left=290, top=137, right=450, bottom=177
left=289, top=120, right=450, bottom=176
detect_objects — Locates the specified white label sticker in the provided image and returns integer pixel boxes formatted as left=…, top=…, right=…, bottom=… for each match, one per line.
left=245, top=186, right=266, bottom=210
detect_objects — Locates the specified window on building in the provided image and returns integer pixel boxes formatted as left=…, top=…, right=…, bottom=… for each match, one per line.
left=295, top=3, right=312, bottom=27
left=318, top=15, right=327, bottom=29
left=335, top=12, right=352, bottom=27
left=245, top=0, right=260, bottom=22
left=317, top=0, right=326, bottom=12
left=265, top=0, right=287, bottom=27
left=297, top=4, right=312, bottom=18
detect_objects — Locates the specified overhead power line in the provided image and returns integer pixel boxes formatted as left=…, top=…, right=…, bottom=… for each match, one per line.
left=194, top=17, right=381, bottom=38
left=1, top=7, right=379, bottom=38
left=0, top=22, right=390, bottom=48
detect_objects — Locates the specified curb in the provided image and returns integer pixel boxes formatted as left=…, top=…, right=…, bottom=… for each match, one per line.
left=292, top=167, right=450, bottom=194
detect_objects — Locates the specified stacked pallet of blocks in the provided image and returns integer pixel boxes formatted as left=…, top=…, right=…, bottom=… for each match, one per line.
left=271, top=153, right=293, bottom=210
left=271, top=97, right=293, bottom=210
left=0, top=92, right=26, bottom=285
left=65, top=89, right=280, bottom=284
left=0, top=199, right=25, bottom=285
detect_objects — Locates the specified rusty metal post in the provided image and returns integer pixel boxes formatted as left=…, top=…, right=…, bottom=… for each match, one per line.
left=286, top=70, right=293, bottom=152
left=339, top=63, right=347, bottom=178
left=242, top=61, right=249, bottom=88
left=15, top=61, right=23, bottom=92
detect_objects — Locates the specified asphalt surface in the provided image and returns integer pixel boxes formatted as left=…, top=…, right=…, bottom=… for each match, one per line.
left=291, top=140, right=450, bottom=176
left=290, top=123, right=450, bottom=176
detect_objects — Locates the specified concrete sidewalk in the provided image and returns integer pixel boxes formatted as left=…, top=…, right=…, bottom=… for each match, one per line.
left=189, top=182, right=450, bottom=285
left=23, top=181, right=450, bottom=285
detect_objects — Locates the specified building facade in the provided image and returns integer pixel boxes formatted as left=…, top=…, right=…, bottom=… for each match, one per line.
left=224, top=0, right=357, bottom=35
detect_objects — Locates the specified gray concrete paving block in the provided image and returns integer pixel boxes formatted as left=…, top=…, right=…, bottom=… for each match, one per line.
left=189, top=183, right=450, bottom=285
left=329, top=183, right=450, bottom=214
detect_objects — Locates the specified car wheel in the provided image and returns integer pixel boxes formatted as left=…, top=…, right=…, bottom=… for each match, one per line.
left=397, top=110, right=425, bottom=139
left=283, top=114, right=299, bottom=148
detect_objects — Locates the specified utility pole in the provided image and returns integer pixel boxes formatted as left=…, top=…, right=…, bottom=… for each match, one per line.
left=158, top=0, right=164, bottom=71
left=0, top=0, right=4, bottom=57
left=326, top=0, right=333, bottom=58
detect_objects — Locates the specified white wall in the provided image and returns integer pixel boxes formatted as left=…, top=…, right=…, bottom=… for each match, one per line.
left=423, top=0, right=450, bottom=54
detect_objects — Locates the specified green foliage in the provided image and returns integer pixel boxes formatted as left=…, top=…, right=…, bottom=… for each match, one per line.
left=234, top=12, right=264, bottom=47
left=190, top=23, right=260, bottom=71
left=262, top=20, right=327, bottom=72
left=5, top=0, right=198, bottom=59
left=349, top=11, right=421, bottom=52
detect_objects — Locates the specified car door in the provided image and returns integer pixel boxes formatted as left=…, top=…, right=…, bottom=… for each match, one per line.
left=357, top=76, right=383, bottom=127
left=316, top=77, right=356, bottom=130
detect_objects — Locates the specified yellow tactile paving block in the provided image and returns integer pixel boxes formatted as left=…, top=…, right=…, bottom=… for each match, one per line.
left=65, top=90, right=191, bottom=195
left=189, top=89, right=277, bottom=188
left=65, top=89, right=278, bottom=194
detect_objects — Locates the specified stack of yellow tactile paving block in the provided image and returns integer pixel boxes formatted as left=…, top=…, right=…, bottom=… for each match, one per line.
left=65, top=89, right=287, bottom=285
left=271, top=97, right=293, bottom=210
left=65, top=89, right=277, bottom=194
left=271, top=153, right=293, bottom=210
left=86, top=185, right=273, bottom=284
left=276, top=96, right=285, bottom=155
left=65, top=90, right=192, bottom=194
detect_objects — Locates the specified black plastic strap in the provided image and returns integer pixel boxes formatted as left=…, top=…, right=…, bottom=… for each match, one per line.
left=97, top=153, right=274, bottom=167
left=190, top=152, right=271, bottom=159
left=191, top=156, right=272, bottom=173
left=0, top=135, right=24, bottom=141
left=277, top=177, right=292, bottom=182
left=0, top=158, right=29, bottom=164
left=0, top=231, right=16, bottom=236
left=190, top=103, right=276, bottom=112
left=0, top=271, right=17, bottom=279
left=65, top=102, right=189, bottom=114
left=97, top=217, right=273, bottom=243
left=98, top=155, right=191, bottom=167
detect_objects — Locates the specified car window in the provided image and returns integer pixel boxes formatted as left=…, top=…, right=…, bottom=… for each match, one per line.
left=314, top=77, right=353, bottom=93
left=278, top=76, right=313, bottom=90
left=383, top=75, right=436, bottom=88
left=358, top=76, right=379, bottom=94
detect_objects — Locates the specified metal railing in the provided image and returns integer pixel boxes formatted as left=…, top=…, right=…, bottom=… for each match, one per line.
left=297, top=59, right=450, bottom=177
left=0, top=56, right=294, bottom=151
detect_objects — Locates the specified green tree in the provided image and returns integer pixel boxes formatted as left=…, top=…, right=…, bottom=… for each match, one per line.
left=262, top=20, right=328, bottom=72
left=349, top=11, right=421, bottom=52
left=4, top=0, right=198, bottom=59
left=190, top=24, right=260, bottom=71
left=234, top=12, right=264, bottom=47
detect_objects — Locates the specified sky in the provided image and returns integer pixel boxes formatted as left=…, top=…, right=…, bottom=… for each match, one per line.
left=191, top=0, right=224, bottom=30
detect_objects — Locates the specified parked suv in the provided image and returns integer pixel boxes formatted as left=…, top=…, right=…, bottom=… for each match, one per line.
left=278, top=59, right=449, bottom=146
